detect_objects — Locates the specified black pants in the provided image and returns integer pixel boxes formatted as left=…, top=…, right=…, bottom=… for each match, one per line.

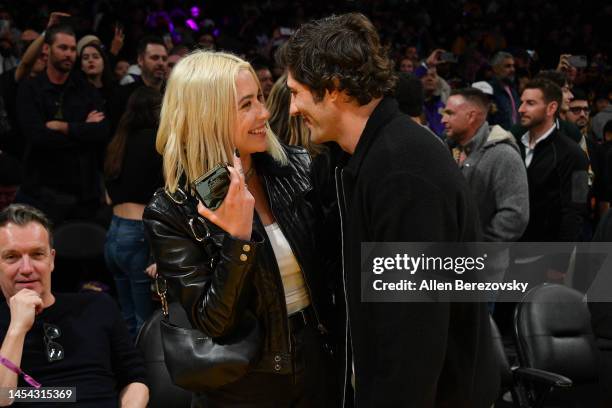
left=192, top=324, right=335, bottom=408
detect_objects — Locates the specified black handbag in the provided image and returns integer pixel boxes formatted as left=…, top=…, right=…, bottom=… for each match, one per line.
left=156, top=279, right=262, bottom=392
left=155, top=188, right=262, bottom=392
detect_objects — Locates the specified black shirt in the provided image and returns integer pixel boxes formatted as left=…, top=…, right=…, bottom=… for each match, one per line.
left=105, top=128, right=163, bottom=205
left=0, top=293, right=146, bottom=407
left=16, top=71, right=110, bottom=200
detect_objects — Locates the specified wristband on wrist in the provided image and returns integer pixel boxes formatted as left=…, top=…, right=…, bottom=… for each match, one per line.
left=0, top=355, right=41, bottom=388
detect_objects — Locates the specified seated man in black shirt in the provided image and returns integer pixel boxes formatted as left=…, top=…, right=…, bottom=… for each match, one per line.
left=0, top=204, right=148, bottom=407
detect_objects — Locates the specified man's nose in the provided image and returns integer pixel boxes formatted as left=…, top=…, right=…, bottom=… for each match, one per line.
left=19, top=256, right=34, bottom=273
left=289, top=99, right=299, bottom=116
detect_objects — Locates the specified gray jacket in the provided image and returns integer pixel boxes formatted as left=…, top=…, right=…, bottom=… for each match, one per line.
left=458, top=122, right=529, bottom=242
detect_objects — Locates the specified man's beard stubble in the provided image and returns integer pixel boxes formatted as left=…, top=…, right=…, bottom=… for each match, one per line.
left=521, top=113, right=546, bottom=130
left=50, top=57, right=73, bottom=74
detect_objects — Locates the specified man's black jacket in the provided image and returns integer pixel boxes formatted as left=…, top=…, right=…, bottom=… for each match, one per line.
left=516, top=127, right=589, bottom=242
left=16, top=71, right=109, bottom=201
left=334, top=97, right=499, bottom=407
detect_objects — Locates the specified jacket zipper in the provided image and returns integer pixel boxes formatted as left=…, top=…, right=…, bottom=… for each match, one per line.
left=335, top=167, right=352, bottom=407
left=261, top=177, right=327, bottom=335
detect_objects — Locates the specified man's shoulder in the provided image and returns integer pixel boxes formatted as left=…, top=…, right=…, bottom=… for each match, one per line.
left=552, top=129, right=588, bottom=166
left=360, top=117, right=461, bottom=185
left=488, top=78, right=505, bottom=93
left=118, top=80, right=143, bottom=95
left=595, top=107, right=612, bottom=117
left=559, top=120, right=582, bottom=143
left=482, top=140, right=521, bottom=161
left=375, top=115, right=440, bottom=151
left=17, top=73, right=45, bottom=94
left=53, top=292, right=118, bottom=313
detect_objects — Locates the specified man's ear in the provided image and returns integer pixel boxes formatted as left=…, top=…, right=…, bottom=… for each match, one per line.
left=547, top=101, right=559, bottom=118
left=49, top=248, right=55, bottom=273
left=42, top=44, right=49, bottom=54
left=467, top=109, right=478, bottom=125
left=137, top=54, right=143, bottom=68
left=326, top=77, right=342, bottom=103
left=327, top=87, right=341, bottom=103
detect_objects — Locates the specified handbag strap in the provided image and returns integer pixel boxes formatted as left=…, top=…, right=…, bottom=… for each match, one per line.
left=155, top=276, right=170, bottom=318
left=164, top=187, right=212, bottom=242
left=157, top=186, right=214, bottom=319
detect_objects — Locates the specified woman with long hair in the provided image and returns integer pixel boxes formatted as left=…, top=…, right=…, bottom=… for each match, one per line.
left=104, top=87, right=163, bottom=338
left=143, top=51, right=335, bottom=407
left=78, top=42, right=115, bottom=107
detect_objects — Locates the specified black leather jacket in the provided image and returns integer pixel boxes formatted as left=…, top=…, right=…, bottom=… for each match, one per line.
left=143, top=145, right=333, bottom=375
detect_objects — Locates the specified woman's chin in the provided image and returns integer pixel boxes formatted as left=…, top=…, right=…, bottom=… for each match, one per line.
left=241, top=142, right=268, bottom=155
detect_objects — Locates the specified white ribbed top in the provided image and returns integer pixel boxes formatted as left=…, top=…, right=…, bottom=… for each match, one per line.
left=264, top=222, right=311, bottom=315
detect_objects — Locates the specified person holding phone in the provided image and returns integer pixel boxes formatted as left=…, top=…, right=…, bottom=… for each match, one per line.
left=143, top=51, right=335, bottom=407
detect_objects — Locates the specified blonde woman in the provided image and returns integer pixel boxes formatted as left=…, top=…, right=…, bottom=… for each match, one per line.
left=143, top=51, right=335, bottom=407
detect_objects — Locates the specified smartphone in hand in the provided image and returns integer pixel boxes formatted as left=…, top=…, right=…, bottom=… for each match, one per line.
left=192, top=163, right=231, bottom=210
left=568, top=55, right=587, bottom=68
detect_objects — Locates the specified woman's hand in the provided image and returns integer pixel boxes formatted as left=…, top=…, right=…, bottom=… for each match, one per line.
left=144, top=263, right=157, bottom=279
left=197, top=151, right=255, bottom=241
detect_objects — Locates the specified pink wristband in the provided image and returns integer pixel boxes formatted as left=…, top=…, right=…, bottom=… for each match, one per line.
left=0, top=356, right=41, bottom=388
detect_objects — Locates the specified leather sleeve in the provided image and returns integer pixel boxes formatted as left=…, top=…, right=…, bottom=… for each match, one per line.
left=143, top=189, right=263, bottom=338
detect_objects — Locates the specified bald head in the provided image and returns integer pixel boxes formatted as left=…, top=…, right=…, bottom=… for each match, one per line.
left=441, top=89, right=489, bottom=144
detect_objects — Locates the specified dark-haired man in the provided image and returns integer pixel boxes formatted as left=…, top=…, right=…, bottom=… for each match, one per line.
left=281, top=12, right=499, bottom=408
left=167, top=45, right=188, bottom=75
left=566, top=88, right=591, bottom=137
left=0, top=204, right=148, bottom=406
left=510, top=71, right=582, bottom=145
left=16, top=24, right=109, bottom=224
left=565, top=89, right=605, bottom=220
left=517, top=78, right=589, bottom=244
left=110, top=36, right=167, bottom=132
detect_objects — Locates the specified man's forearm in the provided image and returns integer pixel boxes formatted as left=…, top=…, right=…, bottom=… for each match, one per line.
left=119, top=382, right=148, bottom=408
left=45, top=121, right=69, bottom=135
left=0, top=328, right=27, bottom=405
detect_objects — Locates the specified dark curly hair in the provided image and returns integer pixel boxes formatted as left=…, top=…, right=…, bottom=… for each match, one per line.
left=277, top=12, right=397, bottom=106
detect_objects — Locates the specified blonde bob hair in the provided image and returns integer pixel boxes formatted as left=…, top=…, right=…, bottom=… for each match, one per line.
left=157, top=50, right=287, bottom=193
